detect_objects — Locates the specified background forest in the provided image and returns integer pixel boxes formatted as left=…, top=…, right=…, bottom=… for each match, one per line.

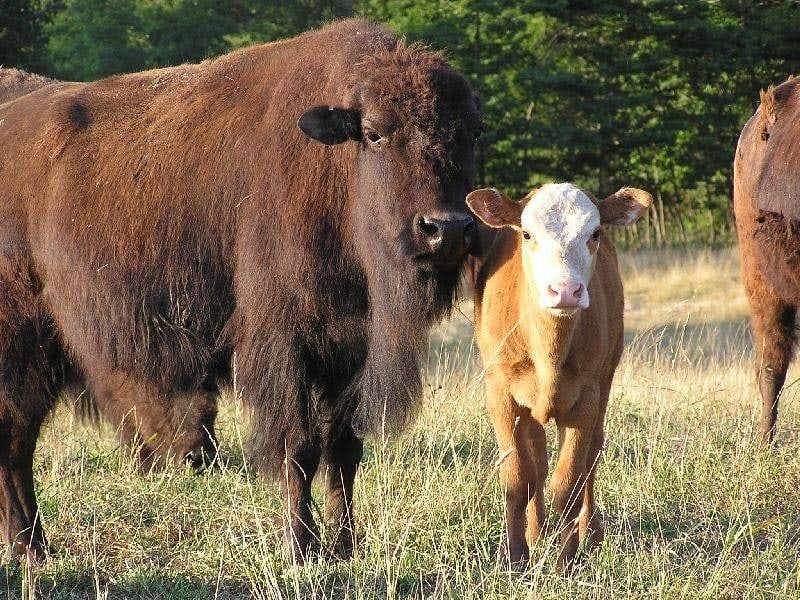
left=3, top=0, right=800, bottom=246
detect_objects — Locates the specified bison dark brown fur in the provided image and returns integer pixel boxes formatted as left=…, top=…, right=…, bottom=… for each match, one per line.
left=0, top=68, right=219, bottom=476
left=0, top=19, right=480, bottom=562
left=734, top=76, right=800, bottom=444
left=0, top=68, right=56, bottom=104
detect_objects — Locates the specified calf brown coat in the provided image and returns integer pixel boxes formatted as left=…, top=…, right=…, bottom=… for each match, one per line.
left=471, top=188, right=633, bottom=570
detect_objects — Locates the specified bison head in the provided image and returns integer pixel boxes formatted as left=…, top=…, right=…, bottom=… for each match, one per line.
left=294, top=43, right=481, bottom=436
left=297, top=44, right=481, bottom=275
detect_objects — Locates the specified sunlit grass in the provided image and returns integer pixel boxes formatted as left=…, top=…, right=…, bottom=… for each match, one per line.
left=3, top=247, right=800, bottom=598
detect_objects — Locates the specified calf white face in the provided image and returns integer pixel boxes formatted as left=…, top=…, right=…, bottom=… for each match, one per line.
left=467, top=183, right=651, bottom=316
left=519, top=184, right=600, bottom=313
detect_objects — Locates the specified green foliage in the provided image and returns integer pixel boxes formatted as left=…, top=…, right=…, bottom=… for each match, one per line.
left=43, top=0, right=356, bottom=81
left=3, top=0, right=800, bottom=245
left=0, top=0, right=51, bottom=71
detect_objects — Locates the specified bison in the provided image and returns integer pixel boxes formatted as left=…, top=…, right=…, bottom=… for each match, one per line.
left=0, top=68, right=220, bottom=475
left=467, top=183, right=650, bottom=570
left=0, top=19, right=480, bottom=562
left=734, top=76, right=800, bottom=445
left=0, top=68, right=56, bottom=104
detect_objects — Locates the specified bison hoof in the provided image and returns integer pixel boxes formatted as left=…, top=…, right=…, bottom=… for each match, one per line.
left=329, top=526, right=356, bottom=560
left=4, top=538, right=48, bottom=565
left=286, top=526, right=322, bottom=565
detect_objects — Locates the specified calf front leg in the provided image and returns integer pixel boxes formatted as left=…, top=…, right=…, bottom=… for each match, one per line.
left=551, top=393, right=599, bottom=572
left=578, top=405, right=607, bottom=550
left=487, top=378, right=546, bottom=567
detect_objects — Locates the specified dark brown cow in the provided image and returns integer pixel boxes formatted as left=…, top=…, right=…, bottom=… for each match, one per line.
left=0, top=19, right=479, bottom=562
left=0, top=68, right=219, bottom=474
left=734, top=76, right=800, bottom=445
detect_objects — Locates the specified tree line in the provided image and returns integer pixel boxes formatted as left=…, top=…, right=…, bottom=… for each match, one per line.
left=3, top=0, right=799, bottom=247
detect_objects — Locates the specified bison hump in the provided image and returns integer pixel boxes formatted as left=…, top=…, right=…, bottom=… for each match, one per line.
left=757, top=77, right=800, bottom=221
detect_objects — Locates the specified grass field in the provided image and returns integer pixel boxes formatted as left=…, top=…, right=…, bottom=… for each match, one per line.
left=3, top=247, right=800, bottom=599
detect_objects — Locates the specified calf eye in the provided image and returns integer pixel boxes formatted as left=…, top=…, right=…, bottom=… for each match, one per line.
left=591, top=229, right=601, bottom=240
left=522, top=230, right=531, bottom=240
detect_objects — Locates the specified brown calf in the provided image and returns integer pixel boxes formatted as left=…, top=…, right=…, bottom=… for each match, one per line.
left=468, top=183, right=650, bottom=570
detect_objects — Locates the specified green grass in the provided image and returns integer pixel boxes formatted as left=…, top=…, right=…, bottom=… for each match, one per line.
left=4, top=247, right=800, bottom=599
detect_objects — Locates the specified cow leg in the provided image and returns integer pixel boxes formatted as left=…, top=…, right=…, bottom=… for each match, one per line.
left=750, top=293, right=796, bottom=445
left=323, top=424, right=363, bottom=560
left=487, top=376, right=545, bottom=567
left=551, top=389, right=599, bottom=573
left=578, top=391, right=608, bottom=551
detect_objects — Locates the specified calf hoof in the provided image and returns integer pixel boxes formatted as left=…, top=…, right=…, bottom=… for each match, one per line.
left=557, top=533, right=579, bottom=574
left=502, top=542, right=529, bottom=571
left=579, top=514, right=604, bottom=551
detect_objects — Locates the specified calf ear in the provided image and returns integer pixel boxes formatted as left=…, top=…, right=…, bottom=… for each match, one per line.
left=466, top=188, right=522, bottom=229
left=298, top=106, right=362, bottom=145
left=598, top=187, right=653, bottom=226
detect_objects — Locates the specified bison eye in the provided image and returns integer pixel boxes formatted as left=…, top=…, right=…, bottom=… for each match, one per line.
left=365, top=129, right=386, bottom=147
left=522, top=230, right=531, bottom=241
left=591, top=229, right=601, bottom=240
left=473, top=126, right=484, bottom=142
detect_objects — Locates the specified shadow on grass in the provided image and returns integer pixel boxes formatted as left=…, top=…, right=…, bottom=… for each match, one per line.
left=1, top=568, right=249, bottom=600
left=2, top=563, right=468, bottom=600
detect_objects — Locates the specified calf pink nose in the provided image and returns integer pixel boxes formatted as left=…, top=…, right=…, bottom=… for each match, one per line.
left=545, top=282, right=584, bottom=308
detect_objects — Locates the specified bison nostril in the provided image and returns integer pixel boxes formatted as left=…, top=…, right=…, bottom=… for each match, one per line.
left=418, top=216, right=442, bottom=239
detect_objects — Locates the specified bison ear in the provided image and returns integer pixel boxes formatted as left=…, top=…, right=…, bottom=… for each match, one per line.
left=297, top=106, right=362, bottom=145
left=598, top=187, right=652, bottom=226
left=466, top=188, right=522, bottom=229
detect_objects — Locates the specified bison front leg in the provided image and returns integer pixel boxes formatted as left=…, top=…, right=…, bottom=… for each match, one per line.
left=323, top=425, right=363, bottom=560
left=282, top=431, right=323, bottom=565
left=0, top=415, right=48, bottom=562
left=551, top=393, right=599, bottom=573
left=750, top=295, right=796, bottom=445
